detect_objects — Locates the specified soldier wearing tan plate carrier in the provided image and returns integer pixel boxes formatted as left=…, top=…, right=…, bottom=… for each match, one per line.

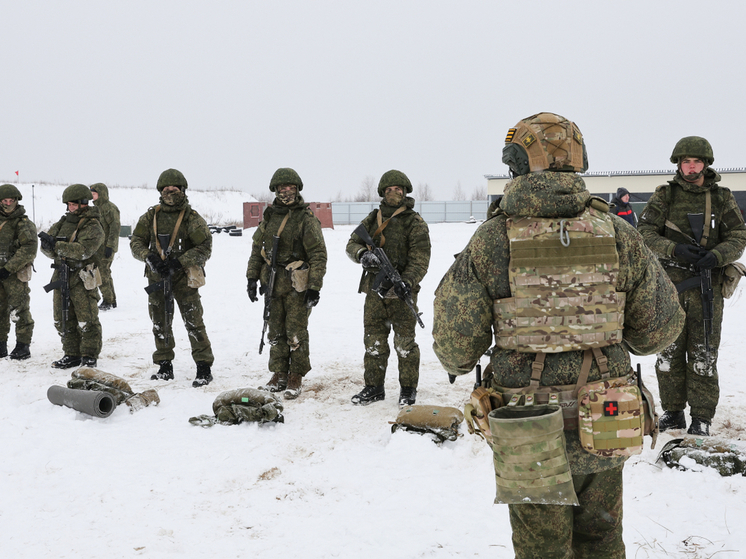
left=433, top=113, right=685, bottom=559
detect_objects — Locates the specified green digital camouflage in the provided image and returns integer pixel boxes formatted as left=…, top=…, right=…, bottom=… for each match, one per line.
left=130, top=193, right=214, bottom=365
left=42, top=206, right=105, bottom=358
left=246, top=194, right=327, bottom=378
left=268, top=167, right=304, bottom=192
left=90, top=183, right=120, bottom=306
left=658, top=436, right=746, bottom=476
left=0, top=202, right=37, bottom=345
left=669, top=136, right=714, bottom=165
left=68, top=367, right=160, bottom=411
left=189, top=388, right=284, bottom=426
left=376, top=169, right=413, bottom=196
left=639, top=169, right=746, bottom=421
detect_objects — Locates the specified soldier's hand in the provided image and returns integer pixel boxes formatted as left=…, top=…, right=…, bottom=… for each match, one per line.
left=304, top=288, right=320, bottom=308
left=167, top=258, right=182, bottom=272
left=696, top=250, right=718, bottom=270
left=360, top=250, right=380, bottom=270
left=39, top=232, right=57, bottom=252
left=104, top=247, right=113, bottom=258
left=145, top=253, right=161, bottom=274
left=247, top=278, right=258, bottom=302
left=0, top=267, right=10, bottom=281
left=674, top=243, right=704, bottom=264
left=393, top=281, right=411, bottom=301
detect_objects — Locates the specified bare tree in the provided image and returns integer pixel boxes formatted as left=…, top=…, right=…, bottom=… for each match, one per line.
left=471, top=185, right=487, bottom=200
left=356, top=175, right=377, bottom=202
left=452, top=181, right=466, bottom=201
left=415, top=182, right=434, bottom=201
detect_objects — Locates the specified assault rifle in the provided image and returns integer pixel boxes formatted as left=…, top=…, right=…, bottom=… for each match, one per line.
left=353, top=224, right=424, bottom=328
left=687, top=213, right=715, bottom=358
left=259, top=234, right=280, bottom=354
left=144, top=234, right=175, bottom=344
left=44, top=259, right=70, bottom=337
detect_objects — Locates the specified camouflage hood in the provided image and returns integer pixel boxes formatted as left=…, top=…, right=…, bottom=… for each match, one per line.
left=91, top=183, right=110, bottom=205
left=672, top=167, right=721, bottom=194
left=500, top=171, right=590, bottom=218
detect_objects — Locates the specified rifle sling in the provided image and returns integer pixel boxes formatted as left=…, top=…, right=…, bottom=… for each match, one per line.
left=153, top=206, right=187, bottom=260
left=260, top=212, right=290, bottom=265
left=372, top=206, right=405, bottom=248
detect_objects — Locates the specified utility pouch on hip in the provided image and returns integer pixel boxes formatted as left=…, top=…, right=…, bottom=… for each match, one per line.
left=488, top=400, right=578, bottom=506
left=186, top=265, right=206, bottom=288
left=722, top=262, right=746, bottom=299
left=464, top=386, right=504, bottom=446
left=285, top=261, right=309, bottom=292
left=577, top=374, right=644, bottom=457
left=79, top=264, right=102, bottom=290
left=16, top=263, right=33, bottom=283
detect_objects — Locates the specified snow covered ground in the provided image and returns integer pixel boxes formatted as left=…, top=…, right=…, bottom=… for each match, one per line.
left=2, top=184, right=746, bottom=558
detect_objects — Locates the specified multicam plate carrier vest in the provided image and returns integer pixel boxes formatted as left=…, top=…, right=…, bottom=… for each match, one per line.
left=493, top=205, right=625, bottom=352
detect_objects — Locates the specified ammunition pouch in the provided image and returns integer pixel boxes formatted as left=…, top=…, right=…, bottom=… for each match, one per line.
left=488, top=403, right=578, bottom=506
left=722, top=262, right=746, bottom=299
left=79, top=263, right=102, bottom=290
left=286, top=260, right=309, bottom=292
left=390, top=405, right=464, bottom=443
left=186, top=265, right=206, bottom=289
left=16, top=263, right=33, bottom=283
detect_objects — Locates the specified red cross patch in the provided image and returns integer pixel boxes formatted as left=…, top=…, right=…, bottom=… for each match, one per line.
left=604, top=401, right=619, bottom=417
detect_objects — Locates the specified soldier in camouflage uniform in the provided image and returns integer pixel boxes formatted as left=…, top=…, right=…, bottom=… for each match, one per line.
left=346, top=170, right=431, bottom=407
left=130, top=169, right=215, bottom=387
left=247, top=168, right=327, bottom=400
left=433, top=113, right=684, bottom=559
left=90, top=183, right=120, bottom=311
left=40, top=184, right=105, bottom=368
left=638, top=137, right=746, bottom=436
left=0, top=184, right=37, bottom=360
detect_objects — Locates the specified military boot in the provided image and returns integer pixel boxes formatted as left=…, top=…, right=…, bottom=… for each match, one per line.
left=399, top=387, right=417, bottom=407
left=259, top=371, right=288, bottom=392
left=284, top=373, right=303, bottom=400
left=0, top=341, right=7, bottom=358
left=99, top=301, right=117, bottom=311
left=9, top=342, right=31, bottom=361
left=151, top=360, right=174, bottom=381
left=688, top=417, right=711, bottom=436
left=52, top=355, right=82, bottom=369
left=193, top=362, right=213, bottom=387
left=80, top=356, right=97, bottom=368
left=351, top=385, right=385, bottom=406
left=658, top=410, right=686, bottom=432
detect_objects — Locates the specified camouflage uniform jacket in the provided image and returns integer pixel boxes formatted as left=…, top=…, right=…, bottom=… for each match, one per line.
left=0, top=204, right=37, bottom=274
left=433, top=171, right=685, bottom=474
left=638, top=169, right=746, bottom=284
left=130, top=196, right=212, bottom=284
left=92, top=184, right=121, bottom=255
left=345, top=196, right=431, bottom=294
left=246, top=195, right=327, bottom=296
left=41, top=207, right=105, bottom=281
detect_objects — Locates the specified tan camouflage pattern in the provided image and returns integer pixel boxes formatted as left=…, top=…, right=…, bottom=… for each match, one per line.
left=494, top=206, right=625, bottom=352
left=577, top=375, right=644, bottom=457
left=488, top=404, right=578, bottom=505
left=391, top=405, right=464, bottom=443
left=68, top=367, right=159, bottom=412
left=506, top=112, right=585, bottom=173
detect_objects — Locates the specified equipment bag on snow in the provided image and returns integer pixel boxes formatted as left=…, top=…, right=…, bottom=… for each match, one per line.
left=189, top=388, right=284, bottom=427
left=391, top=405, right=464, bottom=443
left=67, top=367, right=160, bottom=412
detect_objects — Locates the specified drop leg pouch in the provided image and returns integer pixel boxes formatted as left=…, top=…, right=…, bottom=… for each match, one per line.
left=488, top=403, right=578, bottom=506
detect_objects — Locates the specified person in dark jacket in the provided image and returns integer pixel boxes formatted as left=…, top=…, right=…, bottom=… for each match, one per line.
left=610, top=187, right=637, bottom=227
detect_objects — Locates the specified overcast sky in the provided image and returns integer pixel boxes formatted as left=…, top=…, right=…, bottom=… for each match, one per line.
left=2, top=1, right=745, bottom=200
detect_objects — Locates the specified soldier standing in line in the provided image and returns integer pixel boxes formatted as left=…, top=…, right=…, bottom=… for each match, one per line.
left=638, top=137, right=746, bottom=436
left=40, top=184, right=105, bottom=368
left=346, top=170, right=431, bottom=407
left=130, top=169, right=215, bottom=387
left=90, top=183, right=121, bottom=311
left=433, top=113, right=684, bottom=558
left=0, top=184, right=37, bottom=360
left=247, top=168, right=327, bottom=400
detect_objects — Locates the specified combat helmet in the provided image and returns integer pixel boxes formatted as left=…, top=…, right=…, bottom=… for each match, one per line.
left=377, top=170, right=413, bottom=197
left=670, top=136, right=714, bottom=166
left=157, top=169, right=188, bottom=191
left=0, top=184, right=22, bottom=201
left=269, top=168, right=303, bottom=192
left=62, top=184, right=93, bottom=204
left=502, top=112, right=588, bottom=176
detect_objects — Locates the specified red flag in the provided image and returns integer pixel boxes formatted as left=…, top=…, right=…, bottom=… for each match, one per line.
left=15, top=171, right=19, bottom=176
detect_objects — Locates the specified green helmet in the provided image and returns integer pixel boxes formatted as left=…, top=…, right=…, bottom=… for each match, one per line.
left=269, top=168, right=303, bottom=192
left=0, top=184, right=22, bottom=201
left=156, top=168, right=188, bottom=191
left=377, top=170, right=413, bottom=197
left=62, top=184, right=93, bottom=204
left=670, top=136, right=714, bottom=166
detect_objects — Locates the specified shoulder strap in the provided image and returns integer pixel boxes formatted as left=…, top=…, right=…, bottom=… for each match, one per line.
left=153, top=205, right=187, bottom=260
left=69, top=218, right=87, bottom=243
left=372, top=206, right=406, bottom=248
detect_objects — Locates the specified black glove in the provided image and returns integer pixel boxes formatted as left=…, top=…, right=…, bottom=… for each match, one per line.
left=0, top=267, right=10, bottom=281
left=104, top=247, right=113, bottom=258
left=304, top=288, right=320, bottom=308
left=393, top=281, right=411, bottom=301
left=360, top=250, right=380, bottom=270
left=39, top=232, right=57, bottom=252
left=674, top=243, right=704, bottom=264
left=145, top=253, right=162, bottom=274
left=167, top=258, right=182, bottom=272
left=247, top=279, right=258, bottom=302
left=696, top=250, right=718, bottom=270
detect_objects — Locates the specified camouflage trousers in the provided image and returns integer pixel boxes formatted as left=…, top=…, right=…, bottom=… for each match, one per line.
left=0, top=275, right=34, bottom=344
left=508, top=465, right=625, bottom=559
left=267, top=290, right=312, bottom=376
left=53, top=280, right=102, bottom=358
left=147, top=280, right=213, bottom=365
left=98, top=254, right=116, bottom=304
left=655, top=283, right=723, bottom=421
left=362, top=292, right=420, bottom=388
